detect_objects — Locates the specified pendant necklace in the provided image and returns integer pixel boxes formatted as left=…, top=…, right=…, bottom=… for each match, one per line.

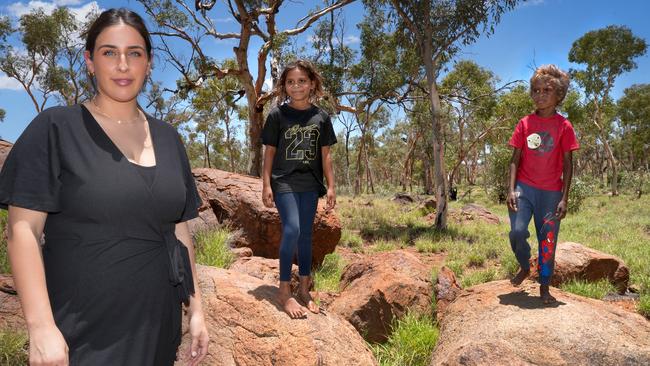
left=90, top=97, right=152, bottom=148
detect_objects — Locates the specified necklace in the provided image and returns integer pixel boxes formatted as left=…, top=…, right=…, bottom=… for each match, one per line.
left=91, top=97, right=145, bottom=125
left=89, top=97, right=153, bottom=149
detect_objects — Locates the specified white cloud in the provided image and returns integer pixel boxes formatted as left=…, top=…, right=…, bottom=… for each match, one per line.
left=520, top=0, right=545, bottom=7
left=212, top=17, right=233, bottom=23
left=0, top=75, right=24, bottom=91
left=6, top=1, right=56, bottom=16
left=54, top=0, right=82, bottom=5
left=343, top=35, right=360, bottom=45
left=5, top=0, right=100, bottom=21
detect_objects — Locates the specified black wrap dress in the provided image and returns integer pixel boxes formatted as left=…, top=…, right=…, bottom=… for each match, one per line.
left=0, top=104, right=201, bottom=365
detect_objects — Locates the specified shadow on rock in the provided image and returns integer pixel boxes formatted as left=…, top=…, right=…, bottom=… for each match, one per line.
left=498, top=289, right=565, bottom=309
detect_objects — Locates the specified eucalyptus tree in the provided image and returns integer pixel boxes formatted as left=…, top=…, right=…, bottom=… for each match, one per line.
left=378, top=0, right=518, bottom=229
left=0, top=7, right=93, bottom=112
left=440, top=60, right=504, bottom=189
left=569, top=25, right=648, bottom=195
left=617, top=84, right=650, bottom=172
left=139, top=0, right=356, bottom=176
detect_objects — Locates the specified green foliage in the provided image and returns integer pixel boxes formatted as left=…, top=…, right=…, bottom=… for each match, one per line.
left=340, top=228, right=363, bottom=251
left=0, top=211, right=9, bottom=274
left=193, top=227, right=234, bottom=269
left=371, top=313, right=439, bottom=366
left=0, top=108, right=5, bottom=122
left=485, top=144, right=512, bottom=203
left=314, top=253, right=345, bottom=292
left=639, top=294, right=650, bottom=318
left=0, top=331, right=28, bottom=365
left=569, top=26, right=647, bottom=97
left=461, top=268, right=499, bottom=288
left=559, top=279, right=617, bottom=300
left=568, top=177, right=593, bottom=213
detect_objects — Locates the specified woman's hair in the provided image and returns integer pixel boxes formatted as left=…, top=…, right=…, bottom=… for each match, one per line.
left=275, top=60, right=324, bottom=105
left=530, top=64, right=570, bottom=103
left=84, top=8, right=152, bottom=60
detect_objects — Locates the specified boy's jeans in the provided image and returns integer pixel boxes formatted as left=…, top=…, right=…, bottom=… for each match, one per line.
left=508, top=181, right=563, bottom=286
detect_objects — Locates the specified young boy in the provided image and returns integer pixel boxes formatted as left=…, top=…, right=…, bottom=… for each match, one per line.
left=507, top=65, right=579, bottom=304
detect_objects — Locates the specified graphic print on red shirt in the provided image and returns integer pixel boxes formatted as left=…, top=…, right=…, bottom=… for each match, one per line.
left=509, top=113, right=579, bottom=191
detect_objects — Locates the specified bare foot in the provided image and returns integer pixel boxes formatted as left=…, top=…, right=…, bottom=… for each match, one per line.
left=540, top=284, right=556, bottom=305
left=280, top=295, right=307, bottom=318
left=298, top=290, right=320, bottom=314
left=510, top=267, right=530, bottom=286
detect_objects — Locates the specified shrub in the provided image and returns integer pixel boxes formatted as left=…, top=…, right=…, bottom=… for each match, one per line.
left=194, top=227, right=234, bottom=268
left=568, top=177, right=593, bottom=213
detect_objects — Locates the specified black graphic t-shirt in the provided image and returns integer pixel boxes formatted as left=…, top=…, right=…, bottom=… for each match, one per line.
left=262, top=104, right=337, bottom=195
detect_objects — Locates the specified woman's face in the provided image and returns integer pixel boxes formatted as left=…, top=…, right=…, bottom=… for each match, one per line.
left=84, top=23, right=151, bottom=103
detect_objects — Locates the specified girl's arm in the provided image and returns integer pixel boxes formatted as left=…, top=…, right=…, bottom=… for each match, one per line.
left=175, top=221, right=208, bottom=366
left=507, top=148, right=522, bottom=212
left=262, top=145, right=276, bottom=208
left=322, top=145, right=336, bottom=210
left=8, top=206, right=69, bottom=366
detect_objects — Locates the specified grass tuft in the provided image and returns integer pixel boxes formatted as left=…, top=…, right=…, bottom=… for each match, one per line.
left=194, top=227, right=234, bottom=269
left=314, top=253, right=346, bottom=292
left=639, top=294, right=650, bottom=318
left=460, top=268, right=499, bottom=288
left=559, top=279, right=617, bottom=299
left=371, top=313, right=439, bottom=366
left=0, top=331, right=28, bottom=366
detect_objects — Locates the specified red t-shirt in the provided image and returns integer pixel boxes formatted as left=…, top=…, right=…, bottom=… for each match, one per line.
left=509, top=113, right=579, bottom=191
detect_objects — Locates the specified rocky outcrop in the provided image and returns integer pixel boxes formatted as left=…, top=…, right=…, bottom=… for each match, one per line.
left=191, top=169, right=341, bottom=267
left=176, top=265, right=377, bottom=366
left=431, top=280, right=650, bottom=366
left=433, top=266, right=462, bottom=319
left=328, top=250, right=433, bottom=343
left=531, top=241, right=629, bottom=294
left=451, top=203, right=501, bottom=225
left=229, top=256, right=300, bottom=289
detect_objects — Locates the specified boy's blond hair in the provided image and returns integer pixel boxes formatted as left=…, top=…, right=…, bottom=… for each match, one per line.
left=530, top=65, right=570, bottom=103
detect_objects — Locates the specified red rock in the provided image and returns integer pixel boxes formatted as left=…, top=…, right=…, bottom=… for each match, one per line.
left=530, top=241, right=630, bottom=294
left=431, top=280, right=650, bottom=366
left=190, top=168, right=341, bottom=267
left=0, top=275, right=24, bottom=331
left=176, top=265, right=377, bottom=366
left=433, top=266, right=462, bottom=319
left=328, top=250, right=432, bottom=343
left=229, top=256, right=300, bottom=290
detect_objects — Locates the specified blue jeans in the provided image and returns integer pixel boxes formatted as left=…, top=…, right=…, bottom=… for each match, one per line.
left=274, top=191, right=319, bottom=281
left=508, top=181, right=563, bottom=285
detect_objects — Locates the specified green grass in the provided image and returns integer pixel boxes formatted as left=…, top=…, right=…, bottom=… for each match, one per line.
left=639, top=294, right=650, bottom=318
left=559, top=279, right=617, bottom=299
left=461, top=268, right=500, bottom=288
left=314, top=252, right=346, bottom=292
left=0, top=210, right=10, bottom=274
left=371, top=313, right=439, bottom=366
left=340, top=228, right=363, bottom=251
left=194, top=227, right=234, bottom=268
left=0, top=331, right=28, bottom=366
left=372, top=239, right=400, bottom=252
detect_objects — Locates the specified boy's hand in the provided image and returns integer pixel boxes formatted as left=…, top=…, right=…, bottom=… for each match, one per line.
left=507, top=191, right=518, bottom=212
left=555, top=199, right=568, bottom=219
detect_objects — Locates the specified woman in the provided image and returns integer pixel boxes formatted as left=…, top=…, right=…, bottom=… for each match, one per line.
left=0, top=8, right=208, bottom=365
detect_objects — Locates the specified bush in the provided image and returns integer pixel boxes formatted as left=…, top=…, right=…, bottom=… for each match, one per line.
left=194, top=227, right=234, bottom=268
left=568, top=177, right=593, bottom=213
left=485, top=145, right=511, bottom=203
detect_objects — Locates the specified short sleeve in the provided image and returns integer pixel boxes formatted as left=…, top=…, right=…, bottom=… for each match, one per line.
left=261, top=111, right=279, bottom=147
left=508, top=119, right=524, bottom=149
left=175, top=133, right=202, bottom=222
left=560, top=120, right=580, bottom=152
left=320, top=113, right=337, bottom=147
left=0, top=111, right=62, bottom=212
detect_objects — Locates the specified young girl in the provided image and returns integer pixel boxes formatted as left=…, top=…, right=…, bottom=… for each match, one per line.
left=261, top=60, right=337, bottom=318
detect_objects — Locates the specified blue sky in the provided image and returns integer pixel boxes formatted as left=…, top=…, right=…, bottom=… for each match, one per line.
left=1, top=0, right=649, bottom=142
